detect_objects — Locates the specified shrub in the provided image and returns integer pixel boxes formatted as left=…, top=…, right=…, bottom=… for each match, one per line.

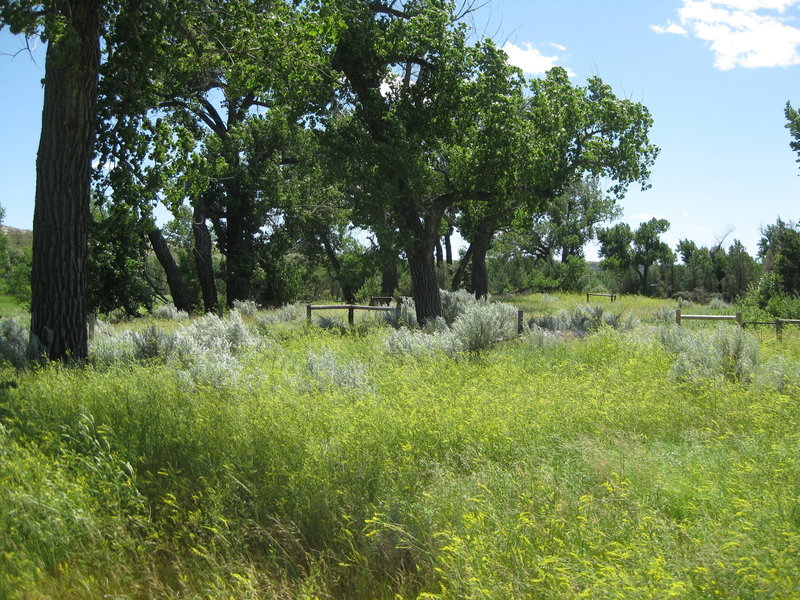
left=450, top=302, right=519, bottom=353
left=386, top=328, right=459, bottom=358
left=532, top=304, right=638, bottom=334
left=382, top=299, right=418, bottom=329
left=440, top=289, right=475, bottom=325
left=306, top=349, right=372, bottom=393
left=0, top=319, right=33, bottom=368
left=182, top=311, right=255, bottom=353
left=130, top=326, right=180, bottom=362
left=152, top=304, right=189, bottom=321
left=663, top=325, right=759, bottom=383
left=256, top=303, right=305, bottom=326
left=707, top=297, right=731, bottom=311
left=232, top=299, right=259, bottom=316
left=754, top=356, right=800, bottom=393
left=653, top=305, right=677, bottom=323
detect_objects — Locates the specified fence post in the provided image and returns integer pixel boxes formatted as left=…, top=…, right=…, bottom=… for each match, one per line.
left=676, top=308, right=681, bottom=326
left=736, top=312, right=743, bottom=327
left=586, top=293, right=590, bottom=303
left=348, top=305, right=354, bottom=326
left=777, top=319, right=784, bottom=342
left=517, top=310, right=524, bottom=334
left=306, top=304, right=312, bottom=321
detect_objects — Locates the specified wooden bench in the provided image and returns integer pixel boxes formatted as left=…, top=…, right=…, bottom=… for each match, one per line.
left=369, top=296, right=393, bottom=306
left=586, top=293, right=616, bottom=302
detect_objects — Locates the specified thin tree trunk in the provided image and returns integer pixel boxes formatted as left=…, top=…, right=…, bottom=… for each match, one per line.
left=444, top=228, right=453, bottom=265
left=30, top=0, right=101, bottom=361
left=192, top=199, right=218, bottom=313
left=435, top=238, right=444, bottom=266
left=372, top=212, right=398, bottom=296
left=322, top=235, right=356, bottom=304
left=471, top=221, right=493, bottom=300
left=148, top=228, right=190, bottom=313
left=451, top=243, right=474, bottom=291
left=224, top=211, right=255, bottom=307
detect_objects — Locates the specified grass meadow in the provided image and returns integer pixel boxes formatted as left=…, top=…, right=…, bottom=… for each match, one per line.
left=1, top=293, right=799, bottom=598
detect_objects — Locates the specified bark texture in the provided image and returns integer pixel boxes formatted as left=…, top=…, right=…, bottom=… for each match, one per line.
left=192, top=198, right=218, bottom=313
left=30, top=0, right=101, bottom=361
left=148, top=228, right=190, bottom=313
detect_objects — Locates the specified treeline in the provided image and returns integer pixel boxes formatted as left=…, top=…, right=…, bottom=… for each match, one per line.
left=2, top=0, right=660, bottom=359
left=3, top=1, right=798, bottom=360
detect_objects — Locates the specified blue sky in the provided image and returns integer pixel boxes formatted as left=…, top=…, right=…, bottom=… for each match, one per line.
left=1, top=0, right=799, bottom=260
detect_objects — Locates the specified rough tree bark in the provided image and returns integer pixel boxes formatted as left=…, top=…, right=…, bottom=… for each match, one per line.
left=148, top=228, right=190, bottom=313
left=192, top=197, right=218, bottom=313
left=470, top=220, right=493, bottom=300
left=30, top=0, right=101, bottom=361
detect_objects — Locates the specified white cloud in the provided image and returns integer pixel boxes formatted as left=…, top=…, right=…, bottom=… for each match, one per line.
left=682, top=212, right=690, bottom=217
left=651, top=21, right=689, bottom=35
left=697, top=225, right=712, bottom=231
left=652, top=0, right=800, bottom=69
left=630, top=213, right=668, bottom=221
left=501, top=42, right=575, bottom=76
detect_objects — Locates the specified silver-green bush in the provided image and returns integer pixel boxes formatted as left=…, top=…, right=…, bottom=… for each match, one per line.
left=450, top=302, right=519, bottom=353
left=152, top=304, right=189, bottom=321
left=0, top=319, right=33, bottom=368
left=306, top=349, right=372, bottom=393
left=663, top=325, right=759, bottom=383
left=232, top=299, right=259, bottom=316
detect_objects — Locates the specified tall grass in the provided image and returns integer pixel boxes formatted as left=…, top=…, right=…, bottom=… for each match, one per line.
left=1, top=300, right=799, bottom=598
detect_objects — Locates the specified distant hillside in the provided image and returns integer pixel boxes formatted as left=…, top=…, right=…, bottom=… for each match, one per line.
left=1, top=226, right=32, bottom=252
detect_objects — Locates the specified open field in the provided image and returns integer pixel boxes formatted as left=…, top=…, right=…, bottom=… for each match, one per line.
left=1, top=295, right=799, bottom=598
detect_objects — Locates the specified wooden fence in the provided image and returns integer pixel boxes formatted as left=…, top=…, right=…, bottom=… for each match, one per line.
left=675, top=309, right=743, bottom=327
left=775, top=319, right=800, bottom=341
left=307, top=303, right=526, bottom=334
left=306, top=304, right=398, bottom=325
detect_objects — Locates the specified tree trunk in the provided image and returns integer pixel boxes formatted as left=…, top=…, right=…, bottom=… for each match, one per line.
left=322, top=235, right=356, bottom=304
left=397, top=194, right=442, bottom=323
left=192, top=199, right=218, bottom=313
left=30, top=0, right=101, bottom=362
left=451, top=243, right=474, bottom=291
left=148, top=228, right=190, bottom=313
left=407, top=245, right=442, bottom=323
left=372, top=211, right=398, bottom=296
left=435, top=238, right=444, bottom=266
left=444, top=228, right=453, bottom=265
left=223, top=211, right=251, bottom=307
left=471, top=221, right=493, bottom=300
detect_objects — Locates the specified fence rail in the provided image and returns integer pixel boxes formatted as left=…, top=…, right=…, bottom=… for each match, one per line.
left=306, top=304, right=398, bottom=325
left=307, top=303, right=526, bottom=334
left=776, top=318, right=800, bottom=341
left=675, top=309, right=742, bottom=327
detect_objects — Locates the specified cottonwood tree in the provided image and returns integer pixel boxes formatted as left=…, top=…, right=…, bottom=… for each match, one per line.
left=598, top=218, right=673, bottom=295
left=452, top=67, right=658, bottom=299
left=2, top=0, right=105, bottom=360
left=331, top=2, right=540, bottom=321
left=786, top=102, right=800, bottom=167
left=97, top=0, right=338, bottom=309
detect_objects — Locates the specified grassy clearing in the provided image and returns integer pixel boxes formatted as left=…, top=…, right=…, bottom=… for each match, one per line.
left=1, top=296, right=799, bottom=598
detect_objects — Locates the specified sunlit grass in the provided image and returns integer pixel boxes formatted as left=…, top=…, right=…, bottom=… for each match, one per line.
left=1, top=298, right=799, bottom=598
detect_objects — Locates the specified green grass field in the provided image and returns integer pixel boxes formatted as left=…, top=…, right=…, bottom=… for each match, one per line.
left=1, top=295, right=799, bottom=598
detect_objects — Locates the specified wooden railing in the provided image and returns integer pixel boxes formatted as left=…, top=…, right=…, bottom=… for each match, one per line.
left=306, top=304, right=398, bottom=325
left=675, top=309, right=742, bottom=327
